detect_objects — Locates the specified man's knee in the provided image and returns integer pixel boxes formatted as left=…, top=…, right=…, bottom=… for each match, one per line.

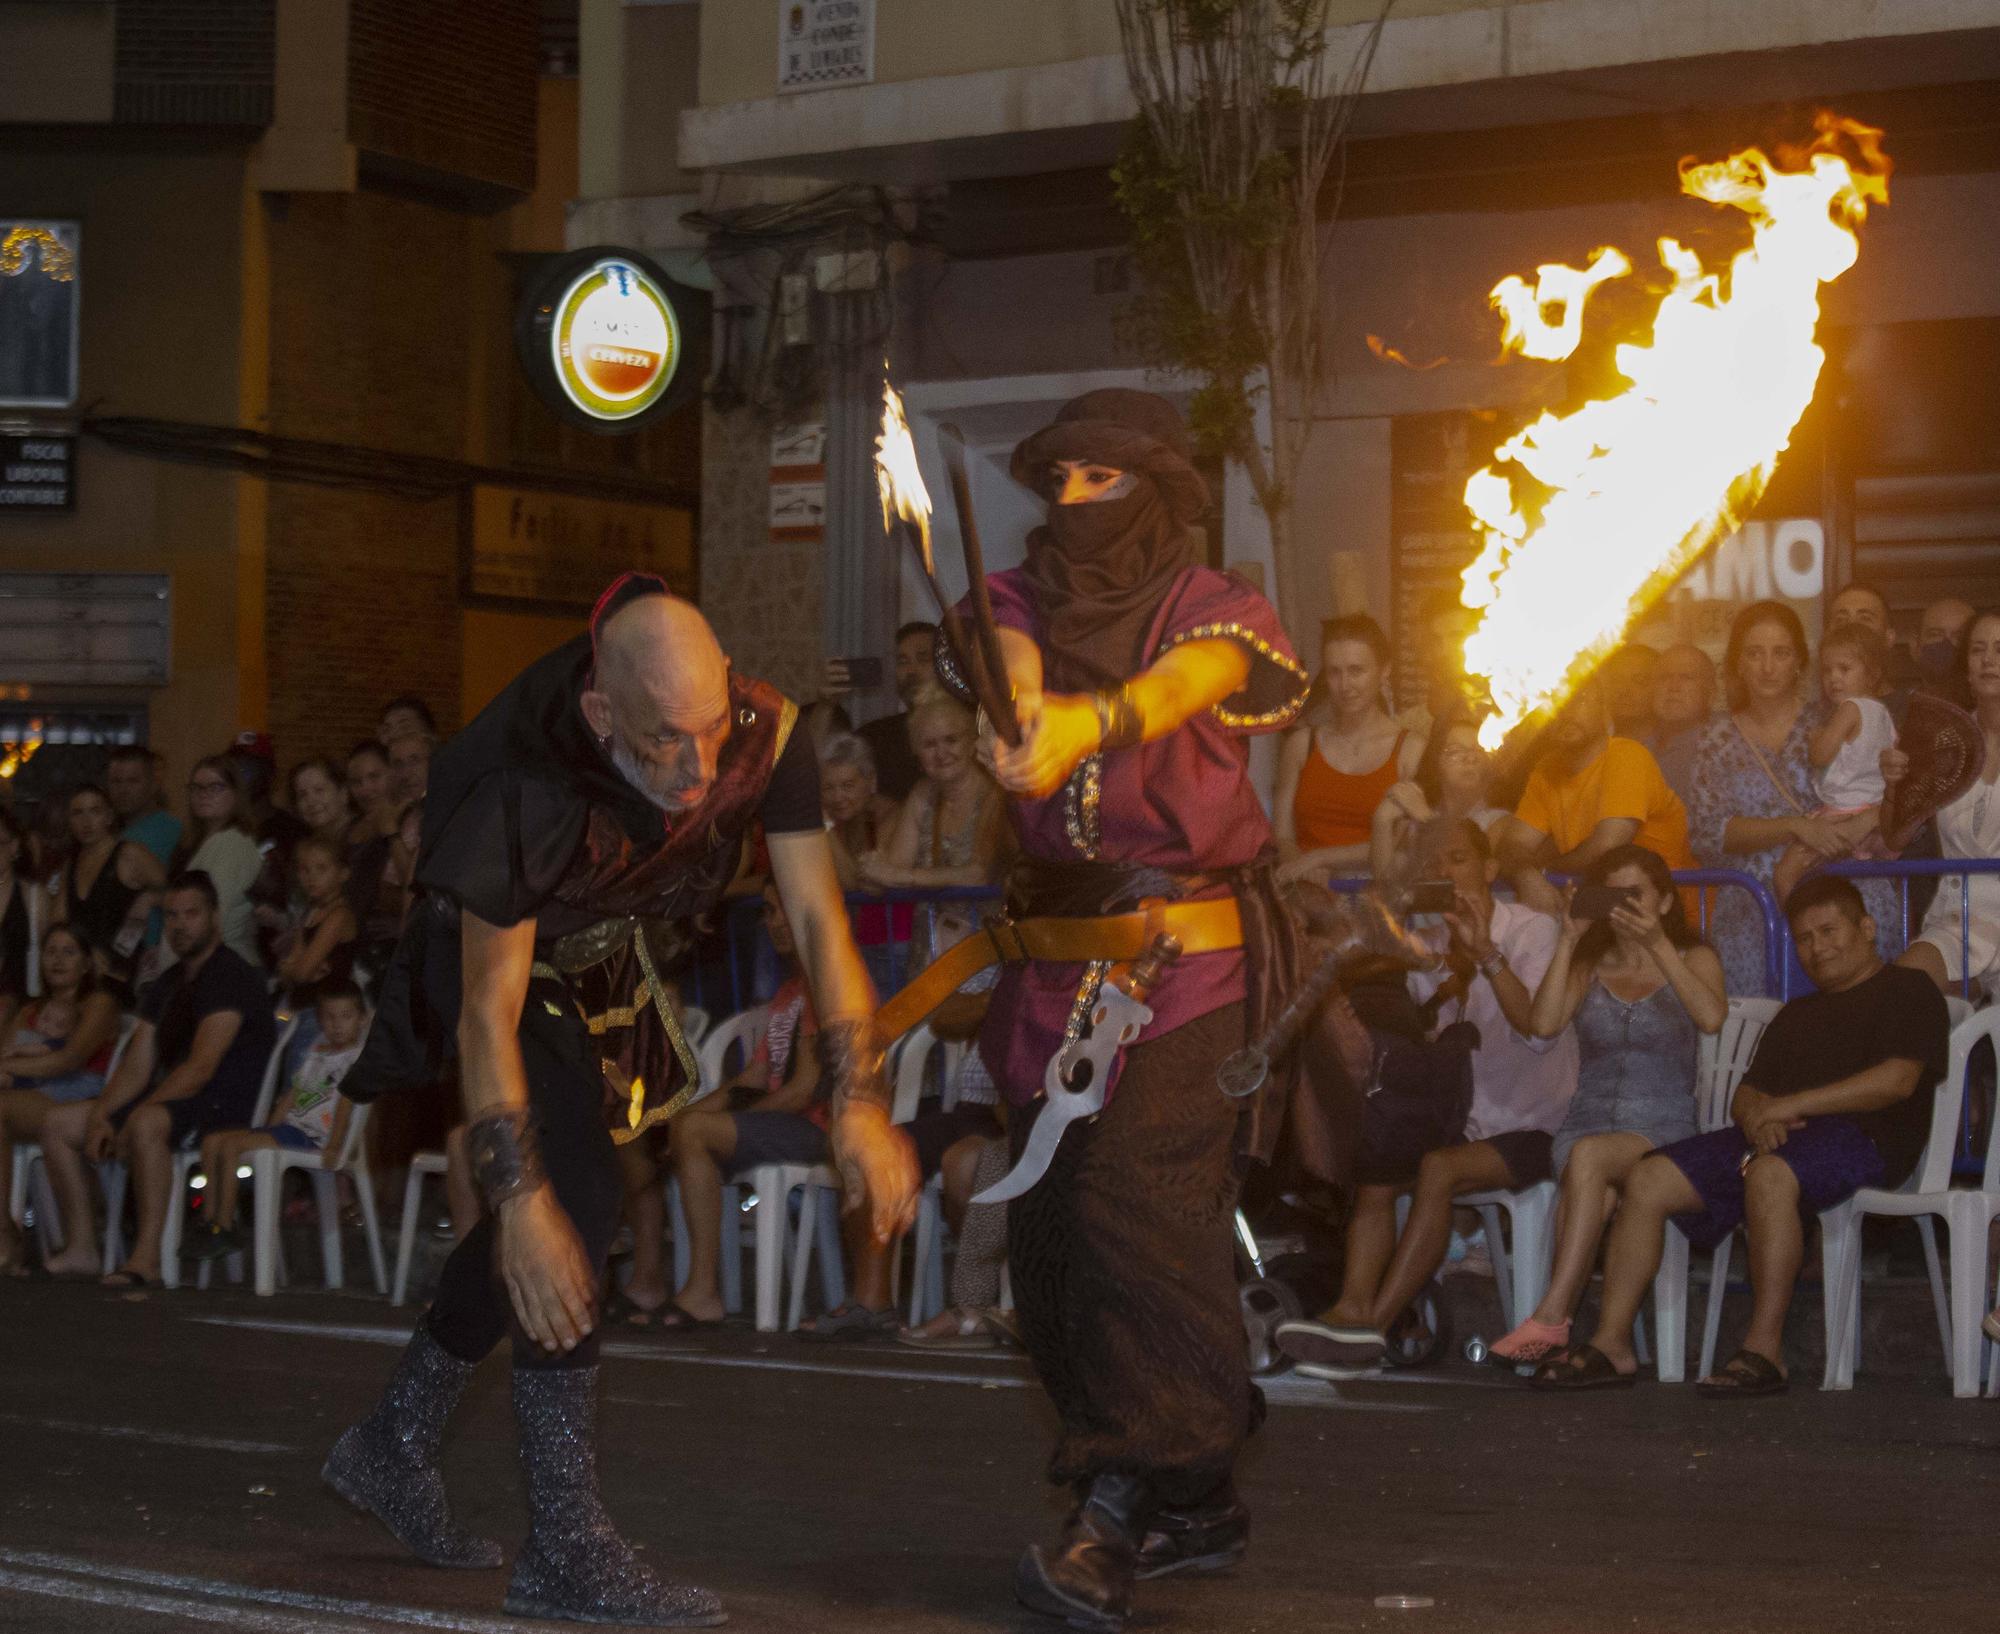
left=126, top=1104, right=170, bottom=1147
left=1743, top=1152, right=1802, bottom=1212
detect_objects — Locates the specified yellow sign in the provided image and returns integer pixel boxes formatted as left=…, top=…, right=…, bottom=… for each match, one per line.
left=551, top=257, right=681, bottom=423
left=464, top=485, right=695, bottom=611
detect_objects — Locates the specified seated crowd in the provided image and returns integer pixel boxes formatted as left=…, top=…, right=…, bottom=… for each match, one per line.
left=0, top=595, right=1994, bottom=1398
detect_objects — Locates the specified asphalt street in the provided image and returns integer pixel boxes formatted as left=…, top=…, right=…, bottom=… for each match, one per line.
left=0, top=1279, right=1993, bottom=1634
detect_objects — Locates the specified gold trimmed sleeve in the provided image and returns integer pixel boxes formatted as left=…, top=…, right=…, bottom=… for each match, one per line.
left=1154, top=621, right=1311, bottom=733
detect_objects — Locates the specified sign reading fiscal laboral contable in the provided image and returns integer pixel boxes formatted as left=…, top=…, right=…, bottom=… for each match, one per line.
left=778, top=0, right=874, bottom=92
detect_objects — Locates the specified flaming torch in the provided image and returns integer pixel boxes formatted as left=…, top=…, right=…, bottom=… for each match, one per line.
left=875, top=381, right=1020, bottom=745
left=1458, top=114, right=1891, bottom=748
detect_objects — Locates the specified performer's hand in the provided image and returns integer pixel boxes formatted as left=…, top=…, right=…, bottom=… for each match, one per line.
left=832, top=1102, right=920, bottom=1244
left=498, top=1185, right=597, bottom=1353
left=990, top=692, right=1100, bottom=799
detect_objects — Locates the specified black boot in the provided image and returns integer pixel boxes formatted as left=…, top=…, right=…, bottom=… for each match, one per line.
left=1015, top=1473, right=1151, bottom=1632
left=505, top=1365, right=725, bottom=1628
left=1134, top=1480, right=1249, bottom=1580
left=321, top=1326, right=504, bottom=1569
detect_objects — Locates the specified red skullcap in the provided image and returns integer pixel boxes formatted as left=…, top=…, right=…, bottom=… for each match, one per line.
left=589, top=571, right=673, bottom=662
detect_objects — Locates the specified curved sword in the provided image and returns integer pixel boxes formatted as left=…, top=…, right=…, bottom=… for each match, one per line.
left=973, top=935, right=1181, bottom=1204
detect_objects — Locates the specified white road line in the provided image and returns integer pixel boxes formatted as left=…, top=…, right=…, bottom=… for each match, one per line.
left=0, top=1412, right=294, bottom=1455
left=0, top=1567, right=341, bottom=1633
left=0, top=1548, right=545, bottom=1633
left=187, top=1315, right=1438, bottom=1412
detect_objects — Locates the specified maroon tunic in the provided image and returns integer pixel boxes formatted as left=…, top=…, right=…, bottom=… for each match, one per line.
left=951, top=566, right=1309, bottom=1106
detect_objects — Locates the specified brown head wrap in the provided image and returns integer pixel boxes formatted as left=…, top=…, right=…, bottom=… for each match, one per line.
left=1009, top=390, right=1210, bottom=690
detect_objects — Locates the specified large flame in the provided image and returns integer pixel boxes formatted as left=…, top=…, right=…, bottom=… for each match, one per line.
left=1459, top=115, right=1890, bottom=748
left=875, top=380, right=935, bottom=570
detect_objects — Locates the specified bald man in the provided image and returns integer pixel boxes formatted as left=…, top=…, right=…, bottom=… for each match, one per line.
left=325, top=573, right=914, bottom=1629
left=1918, top=597, right=1976, bottom=683
left=1647, top=642, right=1718, bottom=806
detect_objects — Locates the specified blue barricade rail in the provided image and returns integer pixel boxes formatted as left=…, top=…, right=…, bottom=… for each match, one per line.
left=681, top=863, right=1996, bottom=1018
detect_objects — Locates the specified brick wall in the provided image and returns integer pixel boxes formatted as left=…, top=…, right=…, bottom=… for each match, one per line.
left=263, top=189, right=477, bottom=762
left=114, top=0, right=275, bottom=126
left=348, top=0, right=539, bottom=192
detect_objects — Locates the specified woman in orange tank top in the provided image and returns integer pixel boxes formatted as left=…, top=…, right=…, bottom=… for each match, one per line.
left=1276, top=614, right=1422, bottom=881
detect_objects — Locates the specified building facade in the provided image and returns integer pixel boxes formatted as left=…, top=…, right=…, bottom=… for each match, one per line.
left=0, top=0, right=699, bottom=809
left=577, top=0, right=2000, bottom=717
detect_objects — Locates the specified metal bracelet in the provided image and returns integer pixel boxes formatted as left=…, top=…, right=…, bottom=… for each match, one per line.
left=1477, top=947, right=1508, bottom=979
left=816, top=1019, right=890, bottom=1114
left=466, top=1110, right=546, bottom=1209
left=1092, top=685, right=1144, bottom=752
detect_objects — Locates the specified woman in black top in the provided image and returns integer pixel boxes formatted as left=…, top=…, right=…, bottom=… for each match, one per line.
left=0, top=809, right=47, bottom=1028
left=53, top=785, right=164, bottom=992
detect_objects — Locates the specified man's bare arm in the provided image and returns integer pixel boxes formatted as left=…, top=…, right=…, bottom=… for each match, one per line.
left=457, top=913, right=537, bottom=1122
left=766, top=827, right=917, bottom=1241
left=459, top=910, right=597, bottom=1353
left=766, top=829, right=875, bottom=1025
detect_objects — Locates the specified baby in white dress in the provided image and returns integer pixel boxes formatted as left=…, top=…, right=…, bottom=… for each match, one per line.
left=1775, top=624, right=1897, bottom=903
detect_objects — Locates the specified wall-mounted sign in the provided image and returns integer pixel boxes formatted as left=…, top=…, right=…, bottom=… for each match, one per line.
left=462, top=483, right=696, bottom=612
left=0, top=433, right=75, bottom=511
left=516, top=247, right=704, bottom=435
left=769, top=419, right=825, bottom=544
left=0, top=221, right=80, bottom=409
left=778, top=0, right=874, bottom=93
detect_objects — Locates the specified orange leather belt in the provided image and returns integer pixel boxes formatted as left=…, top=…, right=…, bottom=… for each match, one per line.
left=870, top=898, right=1244, bottom=1048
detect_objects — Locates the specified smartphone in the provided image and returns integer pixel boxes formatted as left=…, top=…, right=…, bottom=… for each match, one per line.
left=1409, top=879, right=1457, bottom=915
left=826, top=655, right=885, bottom=692
left=1571, top=884, right=1639, bottom=920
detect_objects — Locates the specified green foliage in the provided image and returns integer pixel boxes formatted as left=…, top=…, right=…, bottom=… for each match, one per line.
left=1112, top=105, right=1293, bottom=461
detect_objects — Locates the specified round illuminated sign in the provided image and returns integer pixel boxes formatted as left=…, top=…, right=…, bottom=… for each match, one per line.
left=549, top=257, right=681, bottom=423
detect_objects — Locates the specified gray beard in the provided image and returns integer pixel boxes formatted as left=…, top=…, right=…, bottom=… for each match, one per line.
left=609, top=734, right=678, bottom=813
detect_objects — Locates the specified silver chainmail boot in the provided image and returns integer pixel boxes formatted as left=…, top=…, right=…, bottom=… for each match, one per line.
left=505, top=1365, right=726, bottom=1627
left=321, top=1325, right=504, bottom=1569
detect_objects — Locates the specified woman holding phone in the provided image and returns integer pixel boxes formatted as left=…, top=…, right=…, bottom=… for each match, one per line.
left=1484, top=844, right=1727, bottom=1371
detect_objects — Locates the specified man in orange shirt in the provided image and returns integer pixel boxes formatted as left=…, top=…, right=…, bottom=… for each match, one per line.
left=1494, top=683, right=1695, bottom=883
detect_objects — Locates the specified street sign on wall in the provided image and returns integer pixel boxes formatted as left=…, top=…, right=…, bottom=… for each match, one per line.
left=777, top=0, right=873, bottom=92
left=0, top=433, right=75, bottom=511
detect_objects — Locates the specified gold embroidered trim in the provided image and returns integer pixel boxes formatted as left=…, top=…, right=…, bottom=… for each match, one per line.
left=771, top=694, right=800, bottom=763
left=536, top=919, right=703, bottom=1146
left=1154, top=621, right=1310, bottom=729
left=1063, top=753, right=1103, bottom=859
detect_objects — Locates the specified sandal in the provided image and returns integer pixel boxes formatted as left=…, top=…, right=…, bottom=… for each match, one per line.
left=896, top=1306, right=999, bottom=1351
left=1530, top=1343, right=1635, bottom=1391
left=1696, top=1348, right=1788, bottom=1398
left=602, top=1288, right=664, bottom=1330
left=653, top=1302, right=722, bottom=1333
left=797, top=1302, right=897, bottom=1343
left=1488, top=1316, right=1572, bottom=1368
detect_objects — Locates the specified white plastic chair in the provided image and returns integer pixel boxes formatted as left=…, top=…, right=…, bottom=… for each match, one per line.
left=897, top=1026, right=970, bottom=1326
left=1650, top=997, right=1782, bottom=1383
left=1455, top=1181, right=1554, bottom=1334
left=391, top=1149, right=450, bottom=1306
left=1822, top=1007, right=2000, bottom=1397
left=666, top=1006, right=769, bottom=1318
left=10, top=1016, right=140, bottom=1263
left=161, top=1017, right=298, bottom=1290
left=250, top=1098, right=387, bottom=1297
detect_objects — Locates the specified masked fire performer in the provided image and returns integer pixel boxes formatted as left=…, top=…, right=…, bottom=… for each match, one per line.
left=889, top=390, right=1313, bottom=1630
left=323, top=576, right=916, bottom=1628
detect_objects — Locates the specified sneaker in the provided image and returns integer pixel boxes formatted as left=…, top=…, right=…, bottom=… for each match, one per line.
left=185, top=1221, right=243, bottom=1262
left=1274, top=1317, right=1387, bottom=1369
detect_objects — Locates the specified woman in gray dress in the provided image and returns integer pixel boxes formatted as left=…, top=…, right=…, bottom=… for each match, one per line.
left=1485, top=844, right=1727, bottom=1367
